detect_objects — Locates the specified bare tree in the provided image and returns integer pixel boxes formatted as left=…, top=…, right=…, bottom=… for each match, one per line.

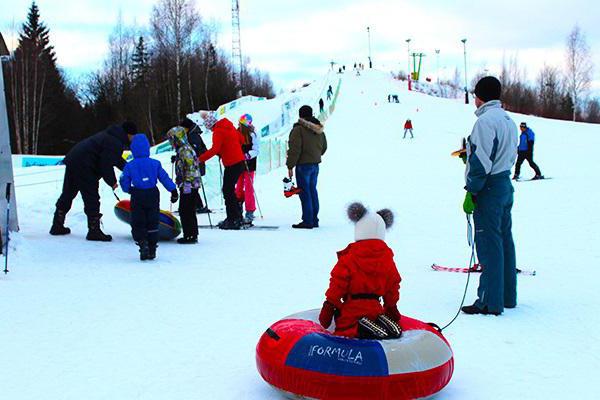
left=565, top=25, right=593, bottom=121
left=151, top=0, right=200, bottom=121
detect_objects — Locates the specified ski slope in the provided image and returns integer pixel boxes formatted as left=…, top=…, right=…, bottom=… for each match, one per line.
left=2, top=70, right=600, bottom=399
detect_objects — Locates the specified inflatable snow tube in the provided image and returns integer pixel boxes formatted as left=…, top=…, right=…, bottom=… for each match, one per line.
left=256, top=310, right=453, bottom=400
left=114, top=199, right=182, bottom=241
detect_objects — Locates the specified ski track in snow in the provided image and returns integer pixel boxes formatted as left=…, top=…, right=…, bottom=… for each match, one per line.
left=2, top=70, right=600, bottom=399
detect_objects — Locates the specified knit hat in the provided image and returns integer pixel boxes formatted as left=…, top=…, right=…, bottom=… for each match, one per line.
left=180, top=117, right=196, bottom=130
left=347, top=202, right=394, bottom=241
left=239, top=113, right=253, bottom=127
left=121, top=121, right=138, bottom=136
left=200, top=110, right=219, bottom=130
left=299, top=105, right=313, bottom=119
left=474, top=76, right=502, bottom=102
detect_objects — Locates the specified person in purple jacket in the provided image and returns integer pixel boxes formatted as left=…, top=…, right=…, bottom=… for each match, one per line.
left=120, top=134, right=179, bottom=260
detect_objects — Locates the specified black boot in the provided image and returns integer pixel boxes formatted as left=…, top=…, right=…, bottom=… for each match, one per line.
left=219, top=218, right=241, bottom=230
left=50, top=209, right=71, bottom=235
left=137, top=240, right=150, bottom=261
left=86, top=214, right=112, bottom=242
left=376, top=314, right=402, bottom=338
left=147, top=241, right=157, bottom=260
left=177, top=236, right=198, bottom=244
left=357, top=317, right=389, bottom=340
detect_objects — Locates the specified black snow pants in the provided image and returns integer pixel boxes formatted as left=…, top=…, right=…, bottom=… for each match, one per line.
left=179, top=188, right=199, bottom=238
left=223, top=162, right=244, bottom=223
left=55, top=165, right=101, bottom=216
left=130, top=187, right=160, bottom=245
left=515, top=150, right=541, bottom=176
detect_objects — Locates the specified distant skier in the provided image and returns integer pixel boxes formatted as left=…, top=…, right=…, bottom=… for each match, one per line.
left=235, top=114, right=260, bottom=223
left=119, top=134, right=178, bottom=260
left=286, top=105, right=327, bottom=229
left=319, top=98, right=325, bottom=113
left=198, top=111, right=246, bottom=230
left=461, top=76, right=518, bottom=316
left=167, top=124, right=202, bottom=243
left=403, top=119, right=414, bottom=139
left=513, top=122, right=543, bottom=180
left=326, top=85, right=333, bottom=100
left=50, top=121, right=137, bottom=241
left=319, top=202, right=402, bottom=339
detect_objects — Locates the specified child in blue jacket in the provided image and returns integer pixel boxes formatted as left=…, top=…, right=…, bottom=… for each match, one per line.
left=120, top=134, right=178, bottom=260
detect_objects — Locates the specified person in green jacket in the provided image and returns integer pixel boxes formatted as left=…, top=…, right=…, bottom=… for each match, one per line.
left=286, top=105, right=327, bottom=229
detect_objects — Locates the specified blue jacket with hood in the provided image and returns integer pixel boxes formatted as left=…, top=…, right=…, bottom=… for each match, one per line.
left=120, top=134, right=176, bottom=193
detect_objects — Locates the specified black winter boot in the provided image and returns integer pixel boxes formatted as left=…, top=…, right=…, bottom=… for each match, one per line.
left=50, top=209, right=71, bottom=235
left=86, top=214, right=112, bottom=242
left=147, top=241, right=157, bottom=260
left=376, top=314, right=402, bottom=338
left=137, top=240, right=150, bottom=261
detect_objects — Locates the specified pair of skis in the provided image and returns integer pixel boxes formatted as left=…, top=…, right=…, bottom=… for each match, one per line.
left=431, top=263, right=536, bottom=276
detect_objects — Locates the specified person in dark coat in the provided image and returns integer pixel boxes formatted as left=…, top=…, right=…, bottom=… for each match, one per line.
left=286, top=105, right=327, bottom=229
left=319, top=98, right=325, bottom=113
left=50, top=122, right=136, bottom=241
left=120, top=134, right=178, bottom=260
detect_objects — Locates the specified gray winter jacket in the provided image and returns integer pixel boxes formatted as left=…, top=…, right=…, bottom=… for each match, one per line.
left=465, top=100, right=518, bottom=193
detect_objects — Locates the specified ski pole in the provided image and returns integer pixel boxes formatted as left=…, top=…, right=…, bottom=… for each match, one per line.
left=218, top=159, right=224, bottom=206
left=4, top=183, right=12, bottom=274
left=112, top=190, right=121, bottom=202
left=170, top=161, right=175, bottom=212
left=199, top=175, right=212, bottom=228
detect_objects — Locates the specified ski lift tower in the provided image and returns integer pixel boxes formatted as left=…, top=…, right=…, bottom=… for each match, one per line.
left=232, top=0, right=244, bottom=98
left=0, top=31, right=19, bottom=247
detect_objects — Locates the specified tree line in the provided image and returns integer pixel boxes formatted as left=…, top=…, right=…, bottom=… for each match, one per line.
left=472, top=25, right=597, bottom=123
left=2, top=0, right=275, bottom=155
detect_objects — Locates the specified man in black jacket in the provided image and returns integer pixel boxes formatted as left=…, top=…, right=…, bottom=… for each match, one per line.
left=50, top=122, right=136, bottom=241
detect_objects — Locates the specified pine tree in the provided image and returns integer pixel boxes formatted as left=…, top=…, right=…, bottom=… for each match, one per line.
left=7, top=1, right=82, bottom=154
left=132, top=36, right=150, bottom=87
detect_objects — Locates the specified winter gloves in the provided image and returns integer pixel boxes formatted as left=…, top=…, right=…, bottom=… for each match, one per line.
left=319, top=301, right=337, bottom=329
left=384, top=305, right=401, bottom=322
left=170, top=189, right=179, bottom=203
left=463, top=192, right=476, bottom=214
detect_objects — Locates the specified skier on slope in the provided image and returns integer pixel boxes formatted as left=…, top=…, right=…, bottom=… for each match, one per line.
left=198, top=111, right=246, bottom=230
left=403, top=119, right=414, bottom=139
left=513, top=122, right=543, bottom=180
left=50, top=121, right=137, bottom=241
left=235, top=114, right=260, bottom=224
left=319, top=202, right=402, bottom=339
left=461, top=76, right=518, bottom=316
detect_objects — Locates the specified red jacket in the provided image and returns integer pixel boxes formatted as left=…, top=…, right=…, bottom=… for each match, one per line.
left=325, top=239, right=401, bottom=337
left=199, top=119, right=245, bottom=167
left=404, top=120, right=413, bottom=129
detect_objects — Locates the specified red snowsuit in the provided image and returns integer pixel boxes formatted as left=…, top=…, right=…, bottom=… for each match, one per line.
left=199, top=119, right=245, bottom=167
left=324, top=239, right=401, bottom=338
left=404, top=120, right=413, bottom=129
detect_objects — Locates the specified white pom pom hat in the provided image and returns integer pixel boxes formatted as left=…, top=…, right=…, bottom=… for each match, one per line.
left=347, top=202, right=394, bottom=241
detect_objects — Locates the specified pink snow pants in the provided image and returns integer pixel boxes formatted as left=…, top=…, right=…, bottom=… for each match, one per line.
left=235, top=171, right=256, bottom=212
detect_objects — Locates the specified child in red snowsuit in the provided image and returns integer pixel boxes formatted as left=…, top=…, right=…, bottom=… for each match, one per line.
left=319, top=202, right=402, bottom=339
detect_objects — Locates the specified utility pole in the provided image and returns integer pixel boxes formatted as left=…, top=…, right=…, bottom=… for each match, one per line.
left=232, top=0, right=243, bottom=98
left=435, top=49, right=440, bottom=84
left=367, top=26, right=372, bottom=68
left=461, top=38, right=469, bottom=104
left=405, top=38, right=411, bottom=90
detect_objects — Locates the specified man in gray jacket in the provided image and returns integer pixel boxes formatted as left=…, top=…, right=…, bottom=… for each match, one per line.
left=461, top=76, right=518, bottom=316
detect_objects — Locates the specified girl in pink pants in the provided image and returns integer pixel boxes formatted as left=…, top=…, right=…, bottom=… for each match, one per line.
left=236, top=114, right=260, bottom=223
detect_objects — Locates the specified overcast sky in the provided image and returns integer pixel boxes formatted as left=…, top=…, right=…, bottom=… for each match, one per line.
left=2, top=0, right=599, bottom=93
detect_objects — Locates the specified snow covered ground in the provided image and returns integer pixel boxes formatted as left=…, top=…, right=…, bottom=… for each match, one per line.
left=2, top=70, right=600, bottom=399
